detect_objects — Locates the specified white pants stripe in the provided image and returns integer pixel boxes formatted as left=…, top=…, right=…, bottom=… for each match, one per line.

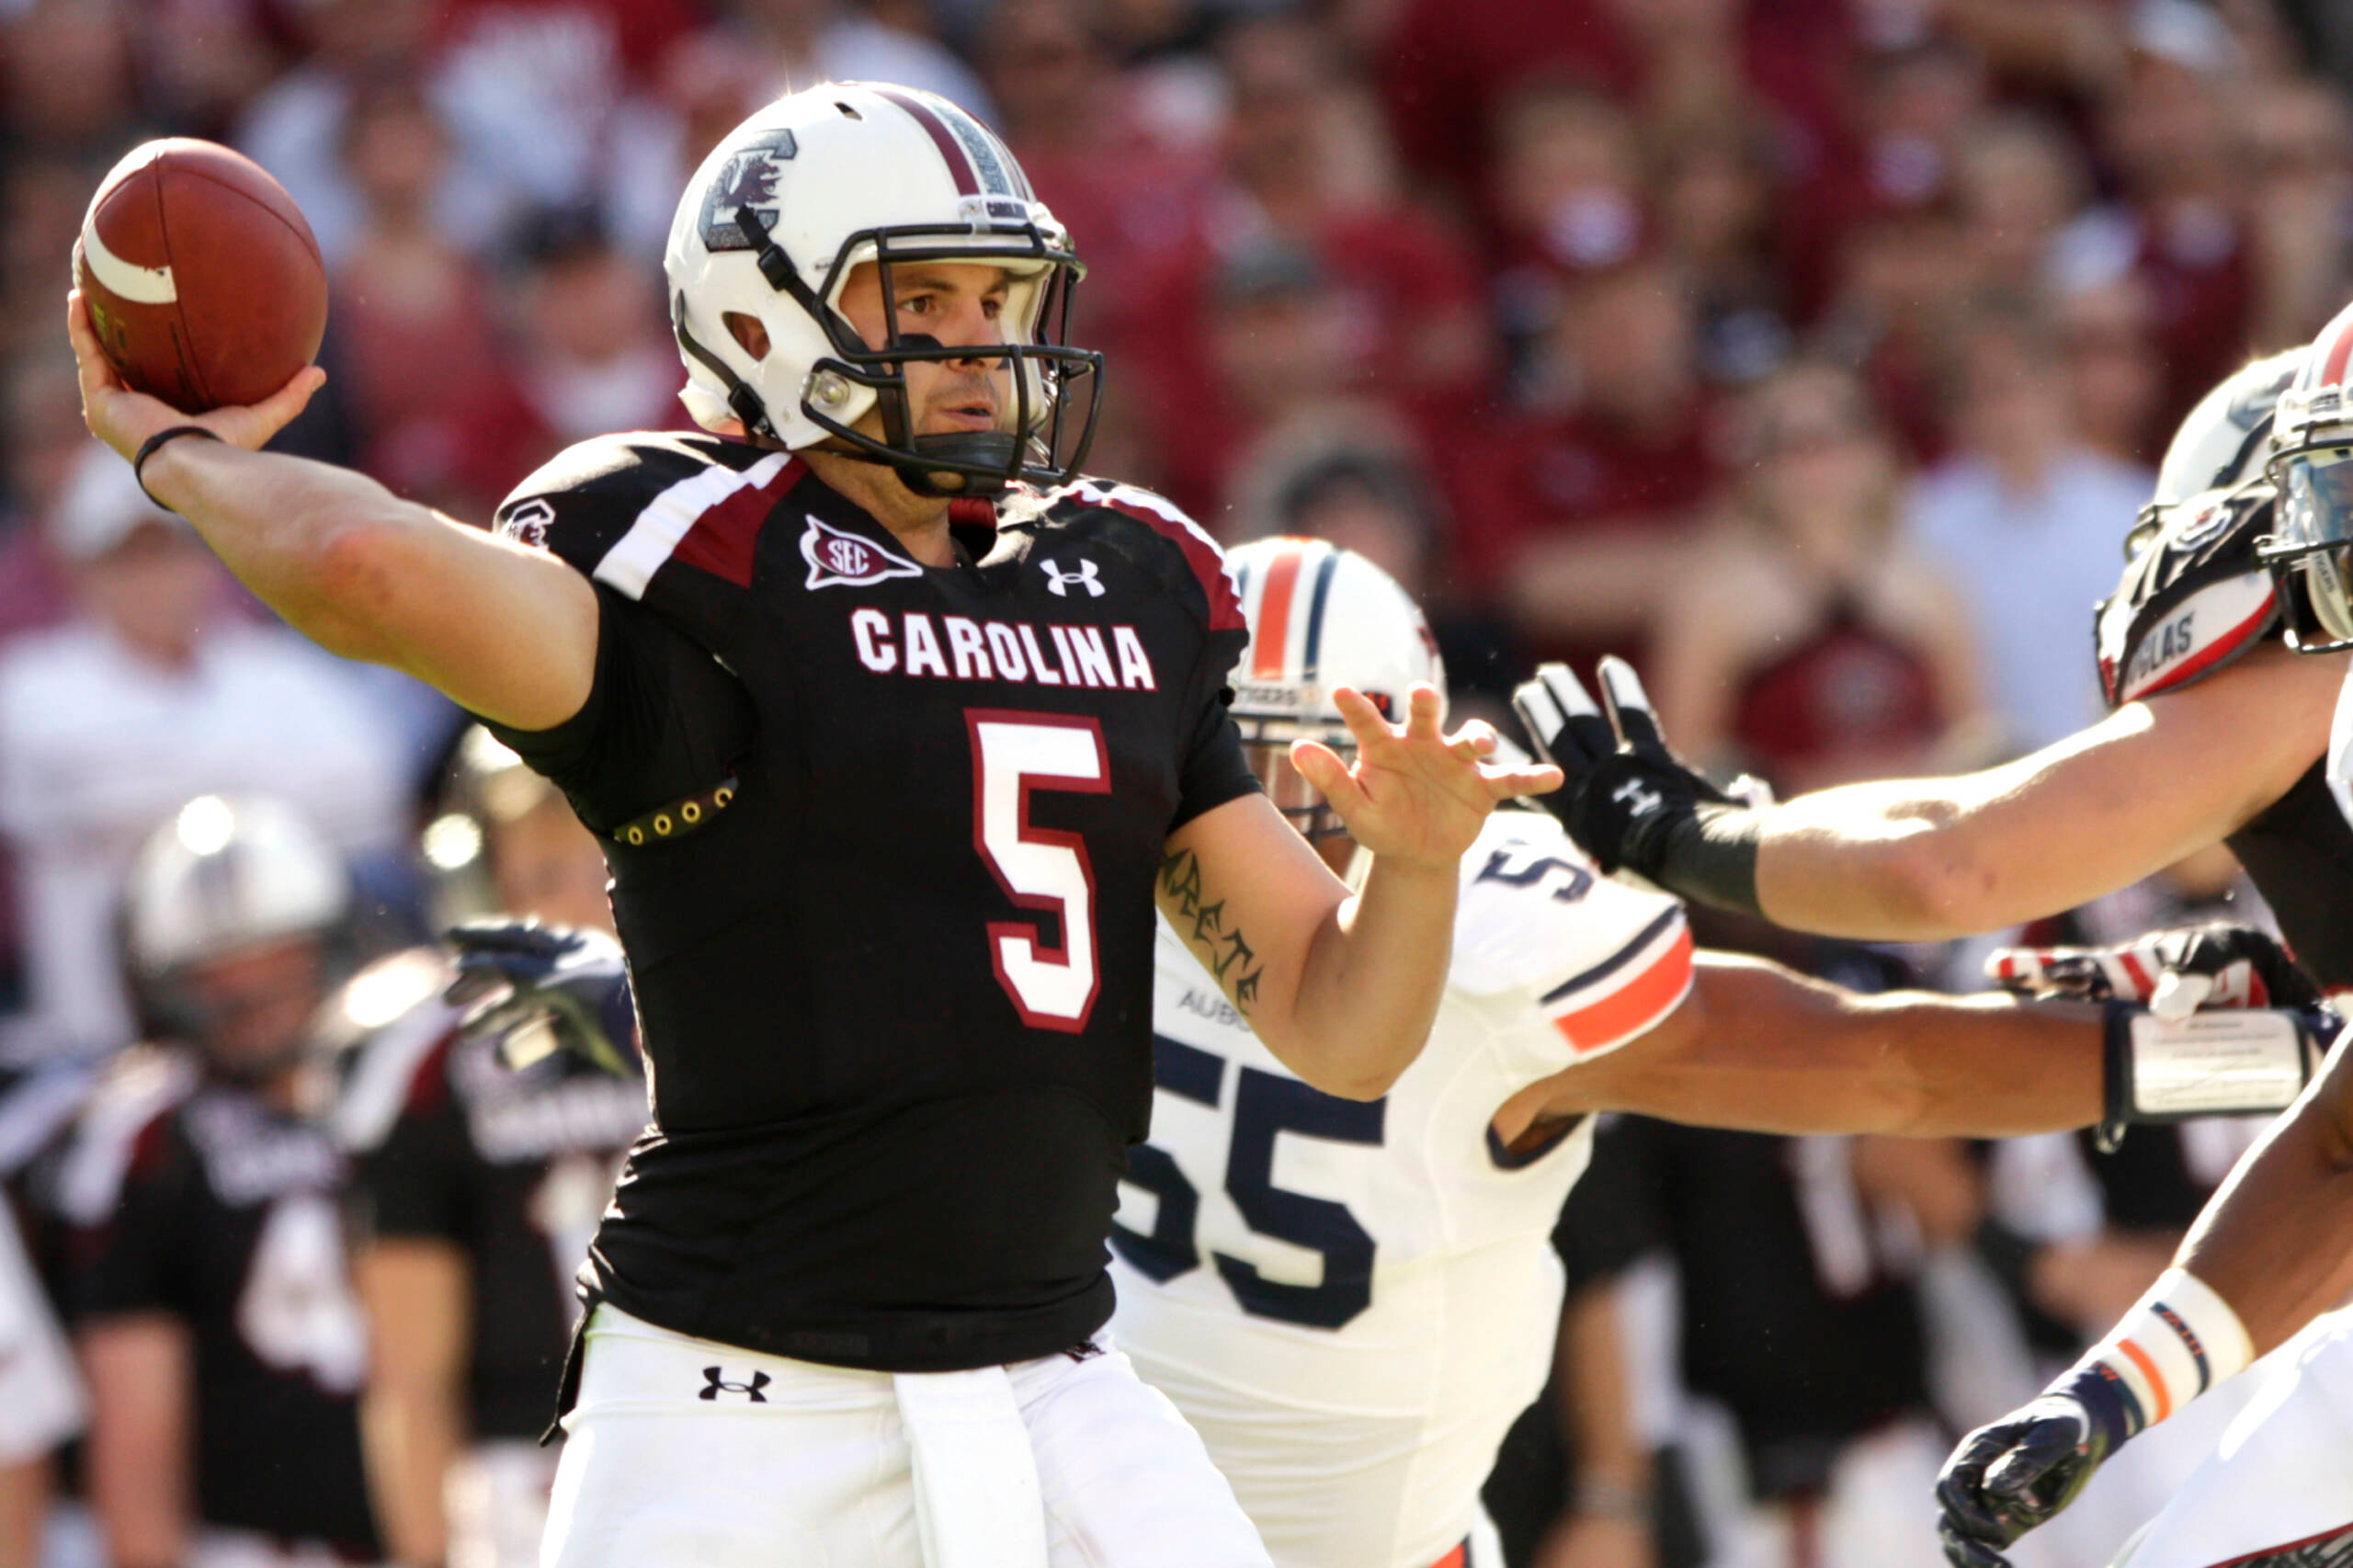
left=540, top=1305, right=1271, bottom=1568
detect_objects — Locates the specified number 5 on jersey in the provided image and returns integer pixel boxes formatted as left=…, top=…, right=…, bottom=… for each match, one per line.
left=968, top=711, right=1109, bottom=1031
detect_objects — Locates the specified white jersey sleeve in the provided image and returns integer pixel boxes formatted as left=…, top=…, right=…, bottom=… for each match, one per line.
left=1449, top=812, right=1694, bottom=1086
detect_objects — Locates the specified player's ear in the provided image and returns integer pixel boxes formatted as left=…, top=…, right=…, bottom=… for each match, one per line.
left=723, top=312, right=770, bottom=360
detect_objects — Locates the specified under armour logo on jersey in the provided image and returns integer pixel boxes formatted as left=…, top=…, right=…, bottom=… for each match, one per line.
left=1040, top=557, right=1104, bottom=597
left=801, top=516, right=923, bottom=591
left=1611, top=778, right=1665, bottom=818
left=699, top=1366, right=771, bottom=1403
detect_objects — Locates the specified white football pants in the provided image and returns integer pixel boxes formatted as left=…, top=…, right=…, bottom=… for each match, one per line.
left=540, top=1304, right=1271, bottom=1568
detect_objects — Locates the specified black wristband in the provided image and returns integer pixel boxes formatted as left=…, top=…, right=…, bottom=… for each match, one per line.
left=1650, top=803, right=1764, bottom=915
left=131, top=425, right=222, bottom=510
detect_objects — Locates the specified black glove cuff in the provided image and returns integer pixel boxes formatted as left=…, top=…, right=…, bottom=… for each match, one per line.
left=1649, top=803, right=1764, bottom=915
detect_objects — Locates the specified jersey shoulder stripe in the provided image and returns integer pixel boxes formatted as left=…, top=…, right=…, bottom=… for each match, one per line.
left=494, top=432, right=801, bottom=598
left=1540, top=909, right=1694, bottom=1057
left=51, top=1048, right=199, bottom=1225
left=1044, top=478, right=1246, bottom=633
left=334, top=985, right=463, bottom=1154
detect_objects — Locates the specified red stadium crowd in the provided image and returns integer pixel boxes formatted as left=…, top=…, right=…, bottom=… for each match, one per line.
left=1, top=2, right=2351, bottom=1566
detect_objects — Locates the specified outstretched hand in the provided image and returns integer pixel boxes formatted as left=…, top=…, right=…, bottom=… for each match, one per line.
left=1290, top=684, right=1561, bottom=872
left=66, top=289, right=325, bottom=463
left=1511, top=658, right=1751, bottom=879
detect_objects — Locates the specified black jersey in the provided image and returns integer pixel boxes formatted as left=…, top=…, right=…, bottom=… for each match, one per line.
left=47, top=1047, right=379, bottom=1555
left=483, top=434, right=1257, bottom=1373
left=334, top=949, right=648, bottom=1439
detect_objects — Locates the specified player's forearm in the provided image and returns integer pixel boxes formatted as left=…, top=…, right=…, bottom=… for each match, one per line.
left=1563, top=956, right=2103, bottom=1135
left=2174, top=1031, right=2353, bottom=1356
left=1284, top=857, right=1457, bottom=1100
left=140, top=437, right=436, bottom=663
left=139, top=437, right=595, bottom=727
left=361, top=1374, right=460, bottom=1568
left=1556, top=1280, right=1652, bottom=1518
left=79, top=1321, right=192, bottom=1568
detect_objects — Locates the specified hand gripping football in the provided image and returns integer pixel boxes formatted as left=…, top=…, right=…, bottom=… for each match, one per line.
left=74, top=138, right=328, bottom=413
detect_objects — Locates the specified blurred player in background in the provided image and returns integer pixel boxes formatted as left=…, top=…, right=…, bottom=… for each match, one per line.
left=1105, top=538, right=2313, bottom=1568
left=0, top=1110, right=85, bottom=1568
left=333, top=726, right=645, bottom=1568
left=48, top=795, right=381, bottom=1568
left=1931, top=299, right=2353, bottom=1568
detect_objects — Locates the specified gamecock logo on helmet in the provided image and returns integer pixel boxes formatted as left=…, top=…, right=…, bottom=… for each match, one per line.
left=801, top=515, right=924, bottom=591
left=699, top=130, right=799, bottom=253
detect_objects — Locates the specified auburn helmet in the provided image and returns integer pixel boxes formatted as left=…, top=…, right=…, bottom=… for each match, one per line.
left=1226, top=537, right=1443, bottom=839
left=664, top=82, right=1101, bottom=498
left=2263, top=301, right=2353, bottom=651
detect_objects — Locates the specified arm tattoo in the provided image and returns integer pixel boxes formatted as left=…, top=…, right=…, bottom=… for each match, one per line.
left=1158, top=848, right=1266, bottom=1014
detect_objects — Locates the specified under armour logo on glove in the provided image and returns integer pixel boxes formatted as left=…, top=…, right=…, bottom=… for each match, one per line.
left=1511, top=658, right=1749, bottom=888
left=700, top=1366, right=771, bottom=1403
left=1610, top=777, right=1665, bottom=818
left=1041, top=557, right=1104, bottom=597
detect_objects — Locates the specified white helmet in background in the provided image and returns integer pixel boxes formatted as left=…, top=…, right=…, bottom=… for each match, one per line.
left=663, top=81, right=1101, bottom=497
left=1226, top=537, right=1444, bottom=839
left=2264, top=302, right=2353, bottom=651
left=123, top=795, right=353, bottom=1046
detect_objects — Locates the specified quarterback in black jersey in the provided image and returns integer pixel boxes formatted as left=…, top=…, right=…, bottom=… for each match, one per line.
left=65, top=82, right=1554, bottom=1568
left=50, top=797, right=380, bottom=1568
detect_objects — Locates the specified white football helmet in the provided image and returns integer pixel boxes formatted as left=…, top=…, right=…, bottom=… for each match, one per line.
left=664, top=81, right=1100, bottom=497
left=2264, top=302, right=2353, bottom=651
left=1226, top=537, right=1444, bottom=839
left=123, top=794, right=354, bottom=1049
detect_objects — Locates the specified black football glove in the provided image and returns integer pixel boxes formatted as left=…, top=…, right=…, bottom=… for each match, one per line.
left=444, top=919, right=640, bottom=1077
left=1510, top=658, right=1762, bottom=910
left=1938, top=1376, right=2132, bottom=1568
left=1988, top=921, right=2320, bottom=1019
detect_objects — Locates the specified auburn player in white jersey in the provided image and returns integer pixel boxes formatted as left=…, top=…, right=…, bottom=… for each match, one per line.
left=1107, top=539, right=2304, bottom=1568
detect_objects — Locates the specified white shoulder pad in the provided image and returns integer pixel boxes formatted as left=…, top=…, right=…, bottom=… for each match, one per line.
left=1452, top=813, right=1694, bottom=1060
left=330, top=949, right=462, bottom=1154
left=51, top=1047, right=199, bottom=1226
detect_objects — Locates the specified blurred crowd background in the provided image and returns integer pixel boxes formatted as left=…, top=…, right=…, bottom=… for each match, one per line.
left=0, top=0, right=2349, bottom=1565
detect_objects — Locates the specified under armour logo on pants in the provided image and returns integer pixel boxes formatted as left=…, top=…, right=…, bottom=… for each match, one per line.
left=700, top=1366, right=771, bottom=1402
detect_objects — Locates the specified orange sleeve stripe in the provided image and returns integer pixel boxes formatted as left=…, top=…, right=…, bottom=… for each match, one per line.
left=2117, top=1338, right=2171, bottom=1423
left=1552, top=926, right=1695, bottom=1053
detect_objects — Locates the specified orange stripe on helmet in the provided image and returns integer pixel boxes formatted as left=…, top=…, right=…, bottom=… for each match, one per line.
left=1251, top=541, right=1309, bottom=680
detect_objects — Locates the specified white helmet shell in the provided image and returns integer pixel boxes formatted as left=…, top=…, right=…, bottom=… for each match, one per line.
left=1226, top=537, right=1445, bottom=749
left=2153, top=347, right=2304, bottom=507
left=663, top=81, right=1087, bottom=472
left=125, top=795, right=351, bottom=978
